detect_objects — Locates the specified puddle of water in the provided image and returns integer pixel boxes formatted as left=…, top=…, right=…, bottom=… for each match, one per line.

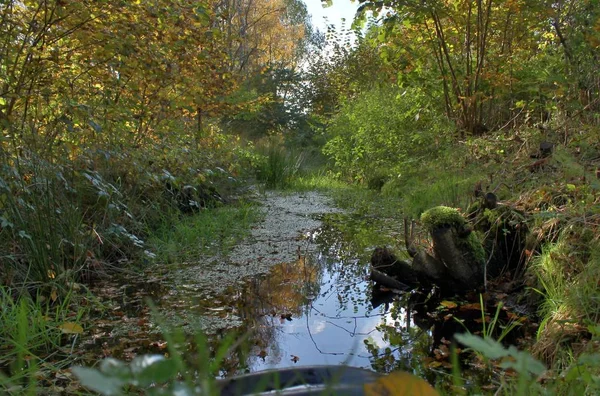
left=155, top=213, right=428, bottom=375
left=84, top=210, right=425, bottom=374
left=81, top=195, right=533, bottom=393
left=240, top=255, right=400, bottom=370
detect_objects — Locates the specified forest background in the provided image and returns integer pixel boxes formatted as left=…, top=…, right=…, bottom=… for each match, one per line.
left=1, top=0, right=600, bottom=394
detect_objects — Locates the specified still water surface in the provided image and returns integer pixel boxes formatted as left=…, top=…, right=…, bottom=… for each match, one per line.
left=87, top=208, right=427, bottom=378
left=219, top=219, right=418, bottom=374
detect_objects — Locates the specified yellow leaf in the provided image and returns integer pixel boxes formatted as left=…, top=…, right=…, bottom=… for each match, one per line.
left=364, top=371, right=439, bottom=396
left=440, top=300, right=458, bottom=309
left=50, top=288, right=58, bottom=302
left=59, top=322, right=83, bottom=334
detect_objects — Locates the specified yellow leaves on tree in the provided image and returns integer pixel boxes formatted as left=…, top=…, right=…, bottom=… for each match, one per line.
left=0, top=0, right=308, bottom=153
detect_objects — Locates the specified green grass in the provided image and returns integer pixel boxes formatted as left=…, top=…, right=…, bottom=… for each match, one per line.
left=380, top=159, right=485, bottom=218
left=0, top=160, right=92, bottom=286
left=147, top=203, right=263, bottom=264
left=287, top=171, right=350, bottom=193
left=530, top=233, right=600, bottom=367
left=255, top=142, right=305, bottom=189
left=0, top=286, right=88, bottom=394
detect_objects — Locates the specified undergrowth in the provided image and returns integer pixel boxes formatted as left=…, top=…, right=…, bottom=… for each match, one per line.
left=254, top=138, right=305, bottom=189
left=0, top=123, right=263, bottom=392
left=147, top=203, right=263, bottom=264
left=316, top=123, right=600, bottom=393
left=388, top=125, right=599, bottom=392
left=0, top=286, right=89, bottom=394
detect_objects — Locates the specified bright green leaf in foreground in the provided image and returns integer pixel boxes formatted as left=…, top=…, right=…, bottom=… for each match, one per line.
left=455, top=333, right=546, bottom=377
left=71, top=366, right=125, bottom=396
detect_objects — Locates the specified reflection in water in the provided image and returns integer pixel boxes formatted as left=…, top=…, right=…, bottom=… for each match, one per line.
left=84, top=209, right=527, bottom=391
left=239, top=253, right=401, bottom=371
left=84, top=211, right=435, bottom=379
left=221, top=218, right=428, bottom=375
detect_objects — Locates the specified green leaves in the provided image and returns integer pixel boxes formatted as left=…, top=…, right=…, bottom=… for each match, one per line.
left=72, top=354, right=180, bottom=395
left=323, top=85, right=449, bottom=183
left=455, top=333, right=546, bottom=378
left=71, top=367, right=125, bottom=396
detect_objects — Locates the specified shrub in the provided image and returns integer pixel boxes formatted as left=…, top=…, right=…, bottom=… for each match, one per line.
left=322, top=85, right=451, bottom=183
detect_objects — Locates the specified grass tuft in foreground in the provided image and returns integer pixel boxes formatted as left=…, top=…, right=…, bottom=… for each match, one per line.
left=0, top=286, right=88, bottom=394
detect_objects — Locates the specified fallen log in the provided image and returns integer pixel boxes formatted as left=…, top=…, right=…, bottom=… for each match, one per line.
left=369, top=268, right=411, bottom=291
left=370, top=247, right=419, bottom=286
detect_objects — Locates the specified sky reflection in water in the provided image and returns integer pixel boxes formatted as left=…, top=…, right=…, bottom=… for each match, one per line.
left=246, top=250, right=406, bottom=371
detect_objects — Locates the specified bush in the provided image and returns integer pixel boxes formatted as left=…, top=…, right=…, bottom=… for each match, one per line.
left=323, top=85, right=452, bottom=183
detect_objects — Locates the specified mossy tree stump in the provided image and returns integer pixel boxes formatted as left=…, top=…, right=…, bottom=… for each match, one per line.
left=370, top=206, right=488, bottom=294
left=416, top=206, right=486, bottom=291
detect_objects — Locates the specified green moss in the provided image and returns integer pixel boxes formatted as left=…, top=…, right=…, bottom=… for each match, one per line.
left=459, top=231, right=487, bottom=265
left=483, top=205, right=517, bottom=225
left=466, top=200, right=482, bottom=217
left=420, top=206, right=466, bottom=232
left=421, top=206, right=486, bottom=265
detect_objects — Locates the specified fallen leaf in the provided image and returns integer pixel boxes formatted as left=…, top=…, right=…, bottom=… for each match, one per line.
left=433, top=345, right=450, bottom=360
left=50, top=288, right=58, bottom=302
left=364, top=371, right=439, bottom=396
left=59, top=322, right=83, bottom=334
left=460, top=303, right=482, bottom=311
left=440, top=301, right=458, bottom=309
left=506, top=312, right=519, bottom=320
